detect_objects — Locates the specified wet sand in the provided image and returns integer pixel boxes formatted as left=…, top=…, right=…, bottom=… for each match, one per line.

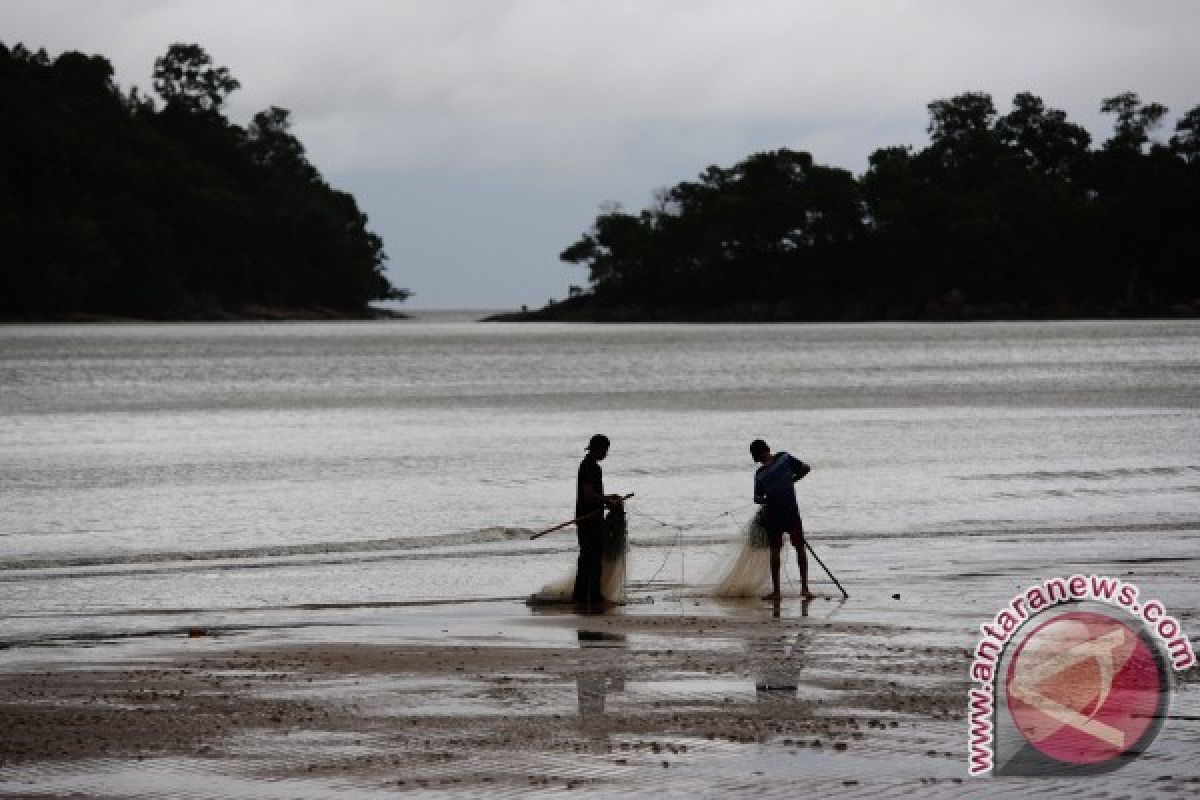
left=2, top=525, right=1199, bottom=798
left=0, top=605, right=968, bottom=797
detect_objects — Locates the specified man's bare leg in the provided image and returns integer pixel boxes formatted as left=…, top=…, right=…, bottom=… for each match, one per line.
left=762, top=542, right=782, bottom=603
left=791, top=528, right=816, bottom=599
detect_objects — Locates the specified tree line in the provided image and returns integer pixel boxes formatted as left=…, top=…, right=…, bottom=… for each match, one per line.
left=551, top=91, right=1200, bottom=321
left=0, top=42, right=408, bottom=319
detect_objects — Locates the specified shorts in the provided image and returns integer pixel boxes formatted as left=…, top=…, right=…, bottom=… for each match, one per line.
left=767, top=518, right=804, bottom=549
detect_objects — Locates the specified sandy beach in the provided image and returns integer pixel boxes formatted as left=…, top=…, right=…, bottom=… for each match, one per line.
left=3, top=523, right=1198, bottom=798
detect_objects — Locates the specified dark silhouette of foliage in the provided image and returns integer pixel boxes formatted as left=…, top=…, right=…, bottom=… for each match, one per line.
left=551, top=90, right=1200, bottom=321
left=1, top=41, right=407, bottom=318
left=1170, top=106, right=1200, bottom=163
left=1100, top=92, right=1168, bottom=154
left=153, top=42, right=240, bottom=114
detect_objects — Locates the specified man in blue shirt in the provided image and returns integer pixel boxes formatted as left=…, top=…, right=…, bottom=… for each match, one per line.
left=751, top=438, right=814, bottom=603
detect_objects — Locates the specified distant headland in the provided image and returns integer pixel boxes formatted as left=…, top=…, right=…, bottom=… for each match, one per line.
left=6, top=40, right=1198, bottom=324
left=493, top=91, right=1200, bottom=323
left=1, top=42, right=409, bottom=322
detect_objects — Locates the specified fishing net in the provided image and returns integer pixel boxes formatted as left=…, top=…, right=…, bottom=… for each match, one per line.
left=531, top=572, right=575, bottom=604
left=709, top=507, right=772, bottom=598
left=599, top=506, right=628, bottom=602
left=530, top=507, right=629, bottom=604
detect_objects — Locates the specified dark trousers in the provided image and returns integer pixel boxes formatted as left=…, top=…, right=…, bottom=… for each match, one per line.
left=572, top=519, right=605, bottom=605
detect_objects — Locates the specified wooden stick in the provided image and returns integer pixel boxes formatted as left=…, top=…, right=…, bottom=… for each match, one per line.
left=804, top=539, right=849, bottom=598
left=530, top=493, right=635, bottom=539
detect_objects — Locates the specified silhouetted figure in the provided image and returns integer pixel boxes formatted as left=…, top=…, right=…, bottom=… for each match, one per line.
left=573, top=434, right=623, bottom=608
left=750, top=439, right=813, bottom=603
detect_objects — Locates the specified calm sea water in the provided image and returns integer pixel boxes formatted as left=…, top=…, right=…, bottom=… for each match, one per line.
left=2, top=316, right=1198, bottom=648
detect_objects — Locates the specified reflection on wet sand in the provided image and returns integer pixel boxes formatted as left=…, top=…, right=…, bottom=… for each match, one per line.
left=576, top=629, right=628, bottom=723
left=757, top=597, right=813, bottom=696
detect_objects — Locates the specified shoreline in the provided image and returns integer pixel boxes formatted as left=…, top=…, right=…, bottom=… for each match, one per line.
left=6, top=306, right=1199, bottom=326
left=0, top=306, right=409, bottom=324
left=483, top=302, right=1200, bottom=323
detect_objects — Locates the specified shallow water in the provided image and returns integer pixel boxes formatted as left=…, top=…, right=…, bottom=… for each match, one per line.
left=1, top=317, right=1199, bottom=649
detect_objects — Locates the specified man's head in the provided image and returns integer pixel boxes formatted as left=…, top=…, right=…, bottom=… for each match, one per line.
left=587, top=434, right=610, bottom=460
left=750, top=438, right=771, bottom=464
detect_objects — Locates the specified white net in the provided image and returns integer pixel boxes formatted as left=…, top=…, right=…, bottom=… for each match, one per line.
left=530, top=508, right=628, bottom=604
left=708, top=508, right=772, bottom=598
left=532, top=571, right=575, bottom=604
left=600, top=506, right=628, bottom=601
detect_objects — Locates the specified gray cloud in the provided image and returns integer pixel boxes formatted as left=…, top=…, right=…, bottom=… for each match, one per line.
left=5, top=0, right=1200, bottom=307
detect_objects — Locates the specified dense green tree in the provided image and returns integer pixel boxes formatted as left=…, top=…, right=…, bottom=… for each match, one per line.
left=561, top=149, right=863, bottom=317
left=152, top=43, right=240, bottom=113
left=553, top=89, right=1199, bottom=321
left=995, top=92, right=1092, bottom=179
left=1086, top=93, right=1178, bottom=308
left=926, top=91, right=1001, bottom=174
left=1170, top=105, right=1200, bottom=163
left=246, top=106, right=318, bottom=182
left=1100, top=91, right=1168, bottom=153
left=0, top=41, right=407, bottom=318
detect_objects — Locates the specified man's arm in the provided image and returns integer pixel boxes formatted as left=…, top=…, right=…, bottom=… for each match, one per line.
left=753, top=474, right=767, bottom=504
left=582, top=481, right=624, bottom=511
left=790, top=456, right=811, bottom=482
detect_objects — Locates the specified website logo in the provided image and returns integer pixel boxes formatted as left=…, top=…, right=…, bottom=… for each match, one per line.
left=967, top=575, right=1194, bottom=776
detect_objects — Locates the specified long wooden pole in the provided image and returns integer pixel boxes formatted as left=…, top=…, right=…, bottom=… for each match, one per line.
left=804, top=538, right=849, bottom=599
left=529, top=493, right=635, bottom=540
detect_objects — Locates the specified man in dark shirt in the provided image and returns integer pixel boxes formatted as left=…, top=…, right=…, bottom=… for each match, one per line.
left=573, top=434, right=623, bottom=607
left=751, top=438, right=814, bottom=603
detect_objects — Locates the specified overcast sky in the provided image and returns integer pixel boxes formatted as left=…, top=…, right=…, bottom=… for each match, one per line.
left=5, top=1, right=1200, bottom=308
